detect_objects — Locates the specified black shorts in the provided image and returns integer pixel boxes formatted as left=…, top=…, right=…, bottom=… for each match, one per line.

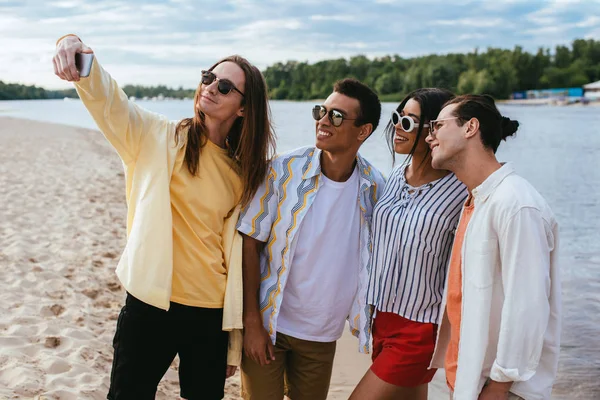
left=107, top=293, right=228, bottom=400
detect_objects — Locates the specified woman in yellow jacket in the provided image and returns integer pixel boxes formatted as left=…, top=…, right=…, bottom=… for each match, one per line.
left=53, top=34, right=276, bottom=400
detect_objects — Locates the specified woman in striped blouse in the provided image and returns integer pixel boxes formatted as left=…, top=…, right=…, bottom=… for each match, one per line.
left=351, top=88, right=468, bottom=400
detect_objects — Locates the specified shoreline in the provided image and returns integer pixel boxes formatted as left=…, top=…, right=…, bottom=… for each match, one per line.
left=498, top=98, right=600, bottom=106
left=2, top=97, right=600, bottom=106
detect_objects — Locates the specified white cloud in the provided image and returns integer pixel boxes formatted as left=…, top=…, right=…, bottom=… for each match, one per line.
left=339, top=42, right=370, bottom=50
left=523, top=11, right=600, bottom=40
left=310, top=15, right=356, bottom=22
left=430, top=18, right=508, bottom=28
left=522, top=26, right=566, bottom=36
left=526, top=14, right=556, bottom=25
left=480, top=0, right=530, bottom=12
left=575, top=16, right=600, bottom=28
left=242, top=19, right=303, bottom=32
left=48, top=1, right=80, bottom=8
left=457, top=33, right=487, bottom=41
left=525, top=0, right=578, bottom=25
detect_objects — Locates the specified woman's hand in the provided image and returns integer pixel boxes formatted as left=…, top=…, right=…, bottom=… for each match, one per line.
left=53, top=35, right=94, bottom=82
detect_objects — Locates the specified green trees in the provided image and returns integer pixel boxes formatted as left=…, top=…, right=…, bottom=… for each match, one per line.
left=0, top=81, right=77, bottom=100
left=0, top=82, right=194, bottom=101
left=2, top=39, right=599, bottom=101
left=458, top=69, right=493, bottom=95
left=263, top=38, right=600, bottom=101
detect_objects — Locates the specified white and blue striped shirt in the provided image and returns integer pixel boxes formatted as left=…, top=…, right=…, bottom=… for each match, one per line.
left=366, top=164, right=467, bottom=324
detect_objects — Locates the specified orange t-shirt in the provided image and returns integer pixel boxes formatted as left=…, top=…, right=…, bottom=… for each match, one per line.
left=445, top=197, right=474, bottom=391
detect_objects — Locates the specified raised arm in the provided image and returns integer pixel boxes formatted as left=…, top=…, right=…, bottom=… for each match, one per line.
left=53, top=35, right=166, bottom=165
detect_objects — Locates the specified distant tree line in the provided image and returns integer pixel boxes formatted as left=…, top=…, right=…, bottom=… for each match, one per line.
left=2, top=39, right=599, bottom=101
left=0, top=81, right=77, bottom=100
left=263, top=38, right=600, bottom=101
left=0, top=81, right=195, bottom=101
left=120, top=85, right=195, bottom=99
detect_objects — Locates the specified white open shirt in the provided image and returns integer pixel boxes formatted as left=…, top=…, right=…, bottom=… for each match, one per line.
left=430, top=164, right=561, bottom=400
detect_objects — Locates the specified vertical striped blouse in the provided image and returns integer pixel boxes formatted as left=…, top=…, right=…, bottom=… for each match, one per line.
left=366, top=164, right=468, bottom=324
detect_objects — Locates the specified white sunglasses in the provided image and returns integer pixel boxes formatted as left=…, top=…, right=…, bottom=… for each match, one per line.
left=391, top=110, right=429, bottom=133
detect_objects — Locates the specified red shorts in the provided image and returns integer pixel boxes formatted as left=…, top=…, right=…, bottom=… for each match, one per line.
left=370, top=311, right=438, bottom=387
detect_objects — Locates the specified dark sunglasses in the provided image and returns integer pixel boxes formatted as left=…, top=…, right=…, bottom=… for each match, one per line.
left=312, top=105, right=357, bottom=127
left=201, top=70, right=245, bottom=97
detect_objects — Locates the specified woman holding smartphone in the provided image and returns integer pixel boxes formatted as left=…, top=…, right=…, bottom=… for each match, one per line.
left=53, top=34, right=275, bottom=400
left=351, top=88, right=467, bottom=400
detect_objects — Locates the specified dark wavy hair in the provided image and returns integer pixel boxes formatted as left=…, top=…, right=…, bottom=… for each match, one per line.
left=444, top=94, right=519, bottom=153
left=175, top=55, right=276, bottom=207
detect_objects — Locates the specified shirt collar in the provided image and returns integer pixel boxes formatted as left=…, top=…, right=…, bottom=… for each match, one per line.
left=302, top=147, right=377, bottom=190
left=472, top=162, right=515, bottom=202
left=302, top=147, right=323, bottom=180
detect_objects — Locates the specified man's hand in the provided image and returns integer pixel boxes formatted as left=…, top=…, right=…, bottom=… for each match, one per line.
left=241, top=234, right=273, bottom=366
left=478, top=380, right=512, bottom=400
left=243, top=321, right=275, bottom=366
left=226, top=365, right=237, bottom=379
left=53, top=35, right=93, bottom=82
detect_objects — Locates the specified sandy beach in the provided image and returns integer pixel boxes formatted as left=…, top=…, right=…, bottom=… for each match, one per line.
left=0, top=116, right=449, bottom=399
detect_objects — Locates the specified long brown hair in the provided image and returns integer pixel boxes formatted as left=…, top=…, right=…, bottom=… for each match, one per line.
left=175, top=55, right=276, bottom=207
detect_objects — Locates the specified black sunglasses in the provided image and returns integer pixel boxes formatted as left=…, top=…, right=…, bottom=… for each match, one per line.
left=201, top=70, right=245, bottom=97
left=312, top=105, right=357, bottom=127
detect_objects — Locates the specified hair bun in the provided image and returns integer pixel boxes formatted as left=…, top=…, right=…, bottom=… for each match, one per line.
left=501, top=116, right=519, bottom=139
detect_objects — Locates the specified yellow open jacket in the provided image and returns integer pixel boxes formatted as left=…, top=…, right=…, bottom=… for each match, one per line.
left=75, top=57, right=244, bottom=366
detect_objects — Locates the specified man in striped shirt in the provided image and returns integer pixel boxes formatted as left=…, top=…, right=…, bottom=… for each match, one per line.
left=237, top=79, right=385, bottom=400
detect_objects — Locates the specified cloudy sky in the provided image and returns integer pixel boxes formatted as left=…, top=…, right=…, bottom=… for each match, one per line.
left=1, top=0, right=599, bottom=89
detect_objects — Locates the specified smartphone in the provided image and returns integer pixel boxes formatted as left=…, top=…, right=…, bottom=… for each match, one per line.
left=75, top=53, right=94, bottom=78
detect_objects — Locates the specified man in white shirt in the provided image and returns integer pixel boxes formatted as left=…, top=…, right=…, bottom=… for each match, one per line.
left=426, top=94, right=561, bottom=400
left=237, top=79, right=386, bottom=400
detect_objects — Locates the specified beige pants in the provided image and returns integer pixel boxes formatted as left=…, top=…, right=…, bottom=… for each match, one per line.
left=241, top=332, right=336, bottom=400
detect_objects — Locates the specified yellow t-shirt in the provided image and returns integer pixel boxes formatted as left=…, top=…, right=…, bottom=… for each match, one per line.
left=170, top=138, right=242, bottom=308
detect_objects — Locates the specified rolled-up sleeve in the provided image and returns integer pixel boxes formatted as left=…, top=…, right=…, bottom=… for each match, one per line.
left=490, top=207, right=554, bottom=382
left=227, top=329, right=243, bottom=366
left=237, top=165, right=278, bottom=242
